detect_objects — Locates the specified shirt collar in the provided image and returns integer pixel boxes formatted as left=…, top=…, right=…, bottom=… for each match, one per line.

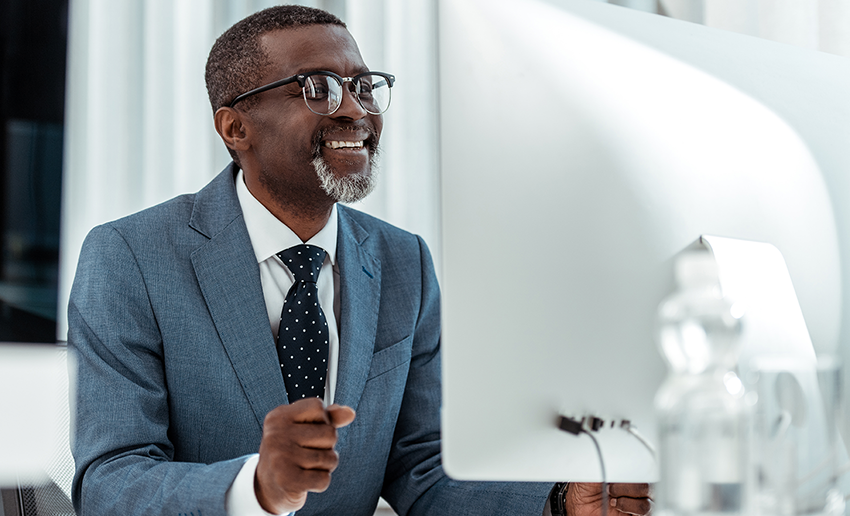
left=235, top=169, right=338, bottom=266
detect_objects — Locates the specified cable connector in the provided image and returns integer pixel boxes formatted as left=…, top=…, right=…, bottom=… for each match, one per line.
left=558, top=415, right=583, bottom=435
left=586, top=416, right=605, bottom=432
left=558, top=414, right=608, bottom=435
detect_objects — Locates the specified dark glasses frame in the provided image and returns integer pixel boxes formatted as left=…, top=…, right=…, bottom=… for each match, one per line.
left=228, top=70, right=395, bottom=116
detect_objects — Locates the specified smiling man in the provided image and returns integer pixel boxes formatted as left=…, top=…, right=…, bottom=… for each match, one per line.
left=68, top=6, right=650, bottom=516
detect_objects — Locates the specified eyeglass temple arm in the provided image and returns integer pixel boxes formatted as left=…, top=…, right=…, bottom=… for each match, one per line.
left=353, top=72, right=394, bottom=88
left=228, top=75, right=301, bottom=108
left=372, top=73, right=395, bottom=88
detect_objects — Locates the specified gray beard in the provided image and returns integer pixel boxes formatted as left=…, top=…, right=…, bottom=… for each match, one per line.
left=312, top=152, right=379, bottom=204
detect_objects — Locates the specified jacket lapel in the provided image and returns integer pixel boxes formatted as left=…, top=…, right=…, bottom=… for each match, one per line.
left=189, top=165, right=287, bottom=429
left=334, top=206, right=382, bottom=411
left=185, top=171, right=382, bottom=427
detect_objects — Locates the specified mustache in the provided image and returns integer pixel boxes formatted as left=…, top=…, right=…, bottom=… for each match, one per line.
left=311, top=124, right=381, bottom=159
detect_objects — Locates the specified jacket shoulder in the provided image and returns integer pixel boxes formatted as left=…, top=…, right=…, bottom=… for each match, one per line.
left=96, top=193, right=199, bottom=246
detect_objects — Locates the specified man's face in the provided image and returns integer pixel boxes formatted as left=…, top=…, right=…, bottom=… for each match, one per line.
left=241, top=25, right=383, bottom=211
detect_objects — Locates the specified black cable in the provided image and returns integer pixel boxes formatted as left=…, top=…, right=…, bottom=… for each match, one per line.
left=583, top=429, right=607, bottom=516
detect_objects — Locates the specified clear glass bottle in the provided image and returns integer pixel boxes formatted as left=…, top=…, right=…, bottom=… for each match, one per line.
left=655, top=252, right=749, bottom=516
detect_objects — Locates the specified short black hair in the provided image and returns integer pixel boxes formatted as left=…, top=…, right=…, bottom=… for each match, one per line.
left=205, top=5, right=346, bottom=114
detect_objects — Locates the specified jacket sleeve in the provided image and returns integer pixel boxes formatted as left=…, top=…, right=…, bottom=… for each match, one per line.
left=68, top=224, right=246, bottom=516
left=380, top=236, right=552, bottom=516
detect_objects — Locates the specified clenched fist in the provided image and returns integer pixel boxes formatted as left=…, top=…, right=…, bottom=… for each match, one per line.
left=254, top=399, right=356, bottom=514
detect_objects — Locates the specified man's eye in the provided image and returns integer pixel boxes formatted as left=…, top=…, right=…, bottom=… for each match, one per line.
left=305, top=81, right=331, bottom=99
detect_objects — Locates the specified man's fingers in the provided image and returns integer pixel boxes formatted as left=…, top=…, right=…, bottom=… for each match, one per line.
left=608, top=483, right=651, bottom=499
left=611, top=495, right=652, bottom=516
left=294, top=468, right=334, bottom=494
left=290, top=445, right=340, bottom=472
left=327, top=404, right=356, bottom=428
left=287, top=397, right=331, bottom=424
left=271, top=399, right=355, bottom=428
left=289, top=420, right=339, bottom=449
left=289, top=403, right=354, bottom=447
left=607, top=483, right=652, bottom=516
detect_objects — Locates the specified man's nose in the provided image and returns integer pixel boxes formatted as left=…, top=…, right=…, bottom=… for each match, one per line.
left=331, top=82, right=367, bottom=120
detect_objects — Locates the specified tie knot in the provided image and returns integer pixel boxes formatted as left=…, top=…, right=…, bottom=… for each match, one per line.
left=277, top=244, right=326, bottom=283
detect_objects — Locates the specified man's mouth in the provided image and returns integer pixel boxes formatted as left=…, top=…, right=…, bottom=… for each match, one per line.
left=323, top=140, right=365, bottom=150
left=312, top=125, right=380, bottom=162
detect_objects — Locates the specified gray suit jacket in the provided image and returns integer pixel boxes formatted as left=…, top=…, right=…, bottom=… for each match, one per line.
left=69, top=164, right=550, bottom=515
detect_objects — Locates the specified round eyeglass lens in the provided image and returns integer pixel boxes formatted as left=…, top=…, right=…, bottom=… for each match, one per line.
left=356, top=74, right=391, bottom=115
left=303, top=74, right=343, bottom=115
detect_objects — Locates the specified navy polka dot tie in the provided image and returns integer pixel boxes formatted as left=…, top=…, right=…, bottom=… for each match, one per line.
left=276, top=244, right=329, bottom=403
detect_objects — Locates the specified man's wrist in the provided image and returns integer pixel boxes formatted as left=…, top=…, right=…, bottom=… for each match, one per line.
left=226, top=454, right=287, bottom=516
left=548, top=482, right=570, bottom=516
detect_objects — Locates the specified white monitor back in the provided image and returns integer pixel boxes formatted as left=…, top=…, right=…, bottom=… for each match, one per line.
left=438, top=0, right=844, bottom=482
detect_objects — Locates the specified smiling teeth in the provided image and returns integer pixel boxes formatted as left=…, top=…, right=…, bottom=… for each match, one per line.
left=325, top=140, right=364, bottom=149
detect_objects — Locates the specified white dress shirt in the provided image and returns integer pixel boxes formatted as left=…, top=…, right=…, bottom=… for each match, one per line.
left=226, top=170, right=341, bottom=515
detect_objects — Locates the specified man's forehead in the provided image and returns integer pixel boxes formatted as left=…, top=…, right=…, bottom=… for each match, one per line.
left=259, top=25, right=367, bottom=77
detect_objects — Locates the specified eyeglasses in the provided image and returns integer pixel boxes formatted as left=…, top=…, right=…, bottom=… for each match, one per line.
left=228, top=70, right=395, bottom=115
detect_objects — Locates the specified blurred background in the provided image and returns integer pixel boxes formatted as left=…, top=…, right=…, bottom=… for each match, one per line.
left=2, top=0, right=848, bottom=344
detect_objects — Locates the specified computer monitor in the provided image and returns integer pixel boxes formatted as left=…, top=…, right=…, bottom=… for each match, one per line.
left=0, top=343, right=72, bottom=488
left=438, top=0, right=850, bottom=483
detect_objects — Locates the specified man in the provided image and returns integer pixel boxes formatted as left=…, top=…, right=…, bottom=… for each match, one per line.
left=69, top=5, right=651, bottom=516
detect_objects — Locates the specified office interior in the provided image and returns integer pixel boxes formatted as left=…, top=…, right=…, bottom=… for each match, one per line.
left=2, top=0, right=850, bottom=515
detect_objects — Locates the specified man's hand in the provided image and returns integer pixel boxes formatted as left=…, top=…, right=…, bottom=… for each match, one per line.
left=254, top=399, right=356, bottom=514
left=566, top=482, right=652, bottom=516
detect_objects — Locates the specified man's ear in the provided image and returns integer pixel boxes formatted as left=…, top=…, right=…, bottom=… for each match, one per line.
left=214, top=107, right=251, bottom=152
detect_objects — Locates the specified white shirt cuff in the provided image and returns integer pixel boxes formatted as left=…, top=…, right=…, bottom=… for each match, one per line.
left=226, top=454, right=293, bottom=516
